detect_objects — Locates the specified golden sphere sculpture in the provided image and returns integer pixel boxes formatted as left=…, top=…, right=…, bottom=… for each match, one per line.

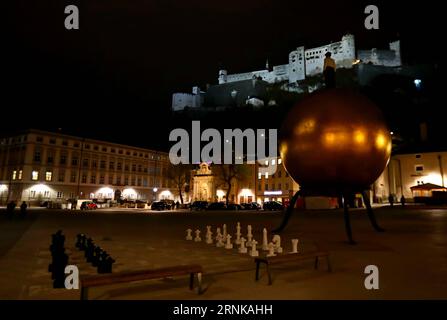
left=280, top=89, right=391, bottom=191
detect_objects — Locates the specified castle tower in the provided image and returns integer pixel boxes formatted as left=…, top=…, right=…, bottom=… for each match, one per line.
left=389, top=40, right=401, bottom=66
left=341, top=34, right=356, bottom=66
left=218, top=69, right=228, bottom=84
left=288, top=46, right=305, bottom=83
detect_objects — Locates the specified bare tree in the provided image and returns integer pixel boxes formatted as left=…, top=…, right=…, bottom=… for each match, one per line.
left=166, top=163, right=192, bottom=204
left=215, top=164, right=251, bottom=206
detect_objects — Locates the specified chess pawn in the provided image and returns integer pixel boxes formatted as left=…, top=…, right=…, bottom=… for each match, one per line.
left=216, top=234, right=224, bottom=248
left=250, top=239, right=259, bottom=257
left=225, top=234, right=233, bottom=249
left=206, top=231, right=213, bottom=244
left=223, top=224, right=227, bottom=239
left=291, top=239, right=299, bottom=253
left=246, top=233, right=253, bottom=247
left=194, top=230, right=202, bottom=242
left=186, top=229, right=193, bottom=241
left=272, top=235, right=283, bottom=254
left=215, top=228, right=222, bottom=241
left=206, top=225, right=212, bottom=235
left=235, top=222, right=241, bottom=244
left=262, top=228, right=269, bottom=251
left=238, top=237, right=248, bottom=254
left=267, top=242, right=276, bottom=257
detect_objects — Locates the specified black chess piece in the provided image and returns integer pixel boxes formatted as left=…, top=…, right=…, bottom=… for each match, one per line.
left=99, top=256, right=115, bottom=274
left=92, top=247, right=103, bottom=267
left=75, top=234, right=84, bottom=249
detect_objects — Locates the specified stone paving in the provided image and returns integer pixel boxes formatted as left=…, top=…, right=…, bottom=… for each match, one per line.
left=0, top=207, right=446, bottom=300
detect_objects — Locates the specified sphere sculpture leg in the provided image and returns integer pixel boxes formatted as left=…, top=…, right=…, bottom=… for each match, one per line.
left=273, top=191, right=300, bottom=233
left=361, top=191, right=385, bottom=232
left=343, top=193, right=356, bottom=245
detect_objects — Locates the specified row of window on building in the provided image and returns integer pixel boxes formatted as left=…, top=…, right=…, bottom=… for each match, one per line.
left=32, top=136, right=165, bottom=160
left=11, top=169, right=167, bottom=187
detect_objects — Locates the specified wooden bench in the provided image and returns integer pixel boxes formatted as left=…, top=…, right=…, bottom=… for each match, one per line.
left=80, top=264, right=203, bottom=300
left=255, top=251, right=331, bottom=285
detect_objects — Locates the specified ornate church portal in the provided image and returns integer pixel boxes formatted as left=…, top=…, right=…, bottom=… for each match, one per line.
left=192, top=163, right=216, bottom=202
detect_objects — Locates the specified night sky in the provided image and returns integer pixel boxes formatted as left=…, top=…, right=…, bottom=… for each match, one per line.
left=4, top=0, right=442, bottom=150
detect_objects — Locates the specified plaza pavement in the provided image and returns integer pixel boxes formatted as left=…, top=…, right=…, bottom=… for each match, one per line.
left=0, top=206, right=446, bottom=300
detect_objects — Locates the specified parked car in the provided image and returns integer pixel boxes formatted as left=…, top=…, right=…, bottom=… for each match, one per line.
left=151, top=201, right=169, bottom=211
left=160, top=199, right=175, bottom=209
left=190, top=201, right=208, bottom=211
left=227, top=203, right=243, bottom=210
left=263, top=201, right=284, bottom=211
left=241, top=202, right=261, bottom=210
left=207, top=202, right=227, bottom=210
left=80, top=201, right=98, bottom=210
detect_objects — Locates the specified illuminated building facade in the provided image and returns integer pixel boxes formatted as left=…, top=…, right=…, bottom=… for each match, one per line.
left=255, top=157, right=300, bottom=205
left=0, top=129, right=174, bottom=205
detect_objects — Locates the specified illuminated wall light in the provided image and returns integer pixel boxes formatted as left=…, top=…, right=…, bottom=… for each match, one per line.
left=216, top=190, right=225, bottom=198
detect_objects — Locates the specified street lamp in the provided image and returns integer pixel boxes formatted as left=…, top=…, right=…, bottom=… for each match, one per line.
left=152, top=187, right=158, bottom=201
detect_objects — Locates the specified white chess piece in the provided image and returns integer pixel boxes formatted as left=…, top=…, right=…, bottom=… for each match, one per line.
left=194, top=230, right=202, bottom=242
left=206, top=230, right=213, bottom=244
left=250, top=239, right=259, bottom=257
left=262, top=228, right=269, bottom=251
left=225, top=234, right=233, bottom=249
left=186, top=229, right=193, bottom=241
left=291, top=239, right=299, bottom=253
left=206, top=225, right=211, bottom=235
left=267, top=242, right=276, bottom=257
left=216, top=234, right=224, bottom=248
left=238, top=237, right=248, bottom=253
left=215, top=227, right=222, bottom=241
left=235, top=222, right=241, bottom=244
left=246, top=225, right=253, bottom=247
left=223, top=224, right=227, bottom=239
left=272, top=234, right=283, bottom=253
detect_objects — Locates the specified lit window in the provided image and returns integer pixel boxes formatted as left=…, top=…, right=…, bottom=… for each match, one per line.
left=258, top=172, right=262, bottom=179
left=278, top=158, right=282, bottom=165
left=45, top=171, right=52, bottom=181
left=12, top=170, right=17, bottom=180
left=18, top=170, right=22, bottom=180
left=271, top=159, right=276, bottom=166
left=265, top=172, right=269, bottom=179
left=265, top=160, right=269, bottom=166
left=32, top=171, right=39, bottom=181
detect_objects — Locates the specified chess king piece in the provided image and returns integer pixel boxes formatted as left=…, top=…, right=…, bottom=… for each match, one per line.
left=246, top=225, right=253, bottom=247
left=186, top=229, right=193, bottom=241
left=223, top=224, right=227, bottom=239
left=194, top=230, right=202, bottom=242
left=238, top=237, right=248, bottom=254
left=272, top=235, right=283, bottom=253
left=262, top=228, right=269, bottom=251
left=235, top=222, right=241, bottom=244
left=250, top=239, right=259, bottom=257
left=267, top=242, right=276, bottom=257
left=225, top=234, right=233, bottom=249
left=291, top=239, right=299, bottom=253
